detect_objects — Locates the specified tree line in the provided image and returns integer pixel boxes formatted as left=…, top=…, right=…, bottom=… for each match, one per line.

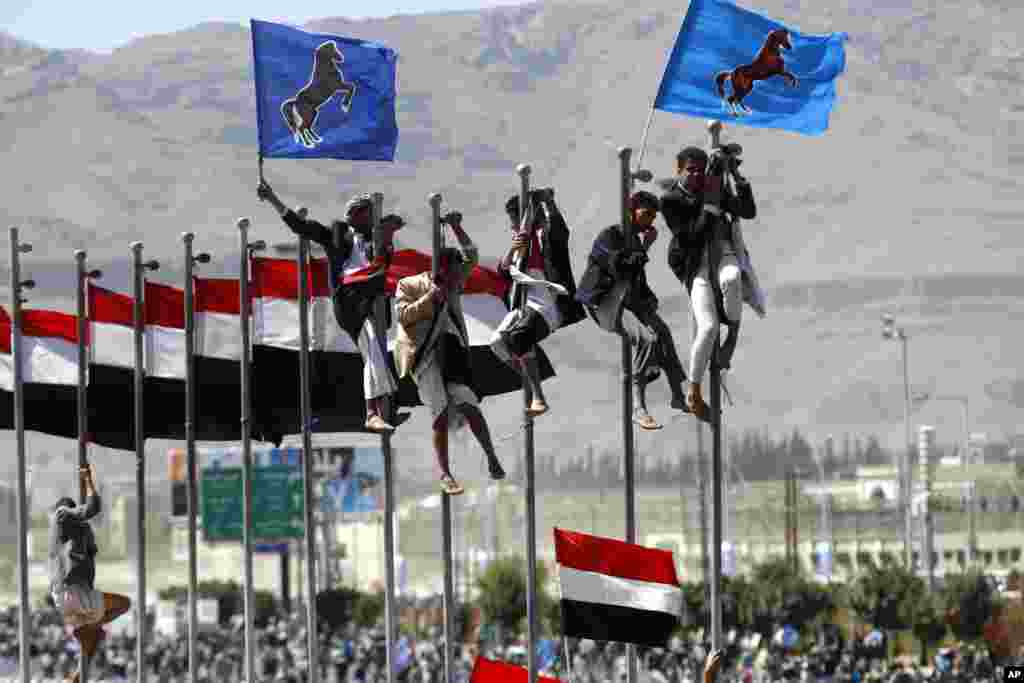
left=513, top=428, right=1016, bottom=490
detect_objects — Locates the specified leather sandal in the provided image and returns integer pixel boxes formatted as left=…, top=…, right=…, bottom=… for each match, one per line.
left=633, top=413, right=662, bottom=431
left=526, top=399, right=549, bottom=417
left=365, top=414, right=396, bottom=433
left=440, top=475, right=464, bottom=496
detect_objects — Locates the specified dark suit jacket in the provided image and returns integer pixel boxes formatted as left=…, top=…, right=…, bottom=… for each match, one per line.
left=659, top=178, right=756, bottom=290
left=281, top=210, right=387, bottom=341
left=574, top=225, right=656, bottom=312
left=498, top=203, right=586, bottom=327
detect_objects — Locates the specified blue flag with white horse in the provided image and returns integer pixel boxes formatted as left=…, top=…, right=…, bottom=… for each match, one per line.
left=653, top=0, right=848, bottom=135
left=251, top=19, right=399, bottom=160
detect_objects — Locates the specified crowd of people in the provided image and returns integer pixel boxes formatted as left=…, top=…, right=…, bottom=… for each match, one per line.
left=0, top=602, right=1011, bottom=683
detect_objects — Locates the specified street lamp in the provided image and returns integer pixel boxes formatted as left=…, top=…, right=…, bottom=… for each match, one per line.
left=881, top=314, right=912, bottom=567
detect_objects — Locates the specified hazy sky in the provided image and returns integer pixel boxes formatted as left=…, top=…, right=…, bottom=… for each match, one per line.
left=2, top=0, right=531, bottom=52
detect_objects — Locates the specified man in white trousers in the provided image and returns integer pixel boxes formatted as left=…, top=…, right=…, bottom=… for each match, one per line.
left=659, top=145, right=765, bottom=421
left=258, top=180, right=403, bottom=432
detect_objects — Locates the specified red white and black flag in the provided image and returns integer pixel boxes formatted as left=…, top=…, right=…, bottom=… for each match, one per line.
left=250, top=248, right=555, bottom=442
left=554, top=527, right=682, bottom=648
left=0, top=306, right=80, bottom=442
left=469, top=657, right=561, bottom=683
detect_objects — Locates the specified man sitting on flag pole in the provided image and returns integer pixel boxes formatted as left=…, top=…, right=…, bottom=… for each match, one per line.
left=258, top=180, right=403, bottom=433
left=393, top=215, right=505, bottom=495
left=491, top=187, right=585, bottom=417
left=658, top=143, right=763, bottom=422
left=575, top=191, right=690, bottom=431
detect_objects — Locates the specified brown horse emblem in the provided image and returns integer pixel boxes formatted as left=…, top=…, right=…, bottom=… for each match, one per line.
left=715, top=29, right=799, bottom=116
left=281, top=41, right=357, bottom=149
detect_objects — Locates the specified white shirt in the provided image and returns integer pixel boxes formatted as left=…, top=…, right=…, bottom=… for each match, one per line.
left=522, top=225, right=562, bottom=331
left=343, top=228, right=371, bottom=276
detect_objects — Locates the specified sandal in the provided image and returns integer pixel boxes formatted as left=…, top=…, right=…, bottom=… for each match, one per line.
left=633, top=413, right=663, bottom=431
left=440, top=475, right=464, bottom=496
left=526, top=399, right=549, bottom=417
left=365, top=414, right=396, bottom=433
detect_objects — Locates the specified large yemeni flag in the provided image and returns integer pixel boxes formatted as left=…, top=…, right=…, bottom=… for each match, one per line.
left=251, top=249, right=554, bottom=442
left=554, top=527, right=682, bottom=647
left=88, top=281, right=243, bottom=447
left=0, top=306, right=80, bottom=442
left=469, top=657, right=561, bottom=683
left=192, top=277, right=244, bottom=441
left=87, top=282, right=173, bottom=448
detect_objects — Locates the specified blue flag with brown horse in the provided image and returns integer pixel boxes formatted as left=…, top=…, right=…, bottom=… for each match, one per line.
left=251, top=19, right=399, bottom=160
left=653, top=0, right=848, bottom=135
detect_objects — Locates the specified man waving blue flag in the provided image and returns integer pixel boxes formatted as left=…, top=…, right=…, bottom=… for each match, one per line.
left=654, top=0, right=848, bottom=135
left=251, top=19, right=399, bottom=160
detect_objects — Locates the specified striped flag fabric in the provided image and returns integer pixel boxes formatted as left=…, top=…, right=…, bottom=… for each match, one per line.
left=554, top=527, right=683, bottom=647
left=250, top=254, right=351, bottom=442
left=0, top=306, right=80, bottom=442
left=87, top=283, right=144, bottom=448
left=250, top=249, right=555, bottom=442
left=469, top=657, right=561, bottom=683
left=88, top=281, right=244, bottom=447
left=192, top=277, right=244, bottom=442
left=1, top=246, right=556, bottom=446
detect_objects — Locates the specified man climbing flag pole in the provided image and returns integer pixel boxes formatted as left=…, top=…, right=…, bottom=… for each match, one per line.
left=251, top=19, right=399, bottom=161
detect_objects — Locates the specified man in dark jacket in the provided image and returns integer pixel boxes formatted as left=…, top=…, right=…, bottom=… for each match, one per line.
left=575, top=191, right=689, bottom=430
left=258, top=180, right=404, bottom=433
left=659, top=146, right=757, bottom=420
left=492, top=187, right=586, bottom=417
left=49, top=464, right=131, bottom=683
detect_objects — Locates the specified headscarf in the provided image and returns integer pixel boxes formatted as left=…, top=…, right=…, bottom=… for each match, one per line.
left=345, top=193, right=374, bottom=217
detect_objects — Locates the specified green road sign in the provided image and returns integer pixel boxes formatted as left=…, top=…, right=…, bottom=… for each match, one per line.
left=200, top=447, right=304, bottom=542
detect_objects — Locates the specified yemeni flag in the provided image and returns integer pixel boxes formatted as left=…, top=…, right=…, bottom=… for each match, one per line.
left=87, top=283, right=142, bottom=449
left=87, top=281, right=243, bottom=447
left=554, top=527, right=682, bottom=647
left=192, top=277, right=244, bottom=441
left=469, top=657, right=561, bottom=683
left=250, top=254, right=354, bottom=442
left=250, top=249, right=555, bottom=442
left=0, top=306, right=80, bottom=442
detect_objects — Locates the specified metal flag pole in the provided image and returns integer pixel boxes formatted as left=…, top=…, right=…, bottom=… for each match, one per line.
left=75, top=246, right=103, bottom=682
left=371, top=192, right=399, bottom=683
left=238, top=219, right=264, bottom=683
left=616, top=146, right=638, bottom=683
left=294, top=211, right=320, bottom=683
left=705, top=120, right=725, bottom=654
left=430, top=192, right=456, bottom=683
left=182, top=233, right=210, bottom=683
left=635, top=106, right=657, bottom=174
left=513, top=162, right=539, bottom=683
left=10, top=227, right=34, bottom=683
left=131, top=242, right=158, bottom=683
left=75, top=251, right=100, bottom=503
